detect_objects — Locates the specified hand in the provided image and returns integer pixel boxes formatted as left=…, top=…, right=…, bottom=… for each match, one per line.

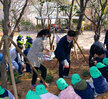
left=64, top=59, right=69, bottom=68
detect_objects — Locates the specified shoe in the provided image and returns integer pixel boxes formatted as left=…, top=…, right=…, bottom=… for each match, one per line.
left=63, top=75, right=71, bottom=79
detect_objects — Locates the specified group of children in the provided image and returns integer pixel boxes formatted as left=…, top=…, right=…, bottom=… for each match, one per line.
left=26, top=58, right=108, bottom=99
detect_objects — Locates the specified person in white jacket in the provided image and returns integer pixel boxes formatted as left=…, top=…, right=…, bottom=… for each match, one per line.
left=27, top=29, right=51, bottom=88
left=9, top=41, right=24, bottom=74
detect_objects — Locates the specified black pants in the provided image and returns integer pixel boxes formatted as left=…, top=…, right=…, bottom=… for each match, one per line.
left=58, top=56, right=70, bottom=78
left=32, top=64, right=47, bottom=85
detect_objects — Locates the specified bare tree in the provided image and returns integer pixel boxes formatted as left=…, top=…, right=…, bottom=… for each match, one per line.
left=84, top=0, right=108, bottom=35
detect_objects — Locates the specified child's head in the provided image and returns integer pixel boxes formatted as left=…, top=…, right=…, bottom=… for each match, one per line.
left=17, top=34, right=23, bottom=41
left=56, top=78, right=68, bottom=90
left=17, top=41, right=24, bottom=50
left=103, top=58, right=108, bottom=65
left=26, top=90, right=41, bottom=99
left=71, top=74, right=82, bottom=85
left=96, top=62, right=106, bottom=69
left=89, top=66, right=102, bottom=78
left=35, top=85, right=48, bottom=95
left=0, top=86, right=5, bottom=95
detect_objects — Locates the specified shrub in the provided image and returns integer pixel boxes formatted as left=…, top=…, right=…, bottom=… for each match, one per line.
left=45, top=74, right=54, bottom=83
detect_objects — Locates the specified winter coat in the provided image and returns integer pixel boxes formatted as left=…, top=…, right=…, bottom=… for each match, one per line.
left=27, top=37, right=46, bottom=67
left=74, top=83, right=94, bottom=99
left=59, top=85, right=81, bottom=99
left=54, top=35, right=73, bottom=61
left=98, top=67, right=108, bottom=82
left=40, top=92, right=59, bottom=99
left=92, top=75, right=108, bottom=94
left=104, top=30, right=108, bottom=45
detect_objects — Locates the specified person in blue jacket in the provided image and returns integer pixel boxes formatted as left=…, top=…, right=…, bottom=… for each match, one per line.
left=71, top=74, right=94, bottom=99
left=54, top=30, right=77, bottom=78
left=96, top=62, right=108, bottom=82
left=89, top=66, right=108, bottom=94
left=23, top=36, right=33, bottom=73
left=104, top=30, right=108, bottom=50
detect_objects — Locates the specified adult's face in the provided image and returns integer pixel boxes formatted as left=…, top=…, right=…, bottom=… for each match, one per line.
left=67, top=35, right=73, bottom=42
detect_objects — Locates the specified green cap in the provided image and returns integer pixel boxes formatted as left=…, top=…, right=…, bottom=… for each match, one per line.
left=0, top=86, right=5, bottom=95
left=35, top=85, right=48, bottom=95
left=71, top=74, right=82, bottom=85
left=26, top=90, right=41, bottom=99
left=18, top=34, right=23, bottom=38
left=89, top=66, right=102, bottom=78
left=103, top=58, right=108, bottom=65
left=56, top=78, right=68, bottom=90
left=96, top=62, right=106, bottom=68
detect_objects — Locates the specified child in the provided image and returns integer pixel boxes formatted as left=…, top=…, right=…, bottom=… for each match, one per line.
left=71, top=74, right=94, bottom=99
left=23, top=36, right=33, bottom=73
left=96, top=62, right=108, bottom=82
left=89, top=66, right=108, bottom=94
left=56, top=78, right=81, bottom=99
left=26, top=90, right=41, bottom=99
left=0, top=86, right=15, bottom=99
left=35, top=84, right=59, bottom=99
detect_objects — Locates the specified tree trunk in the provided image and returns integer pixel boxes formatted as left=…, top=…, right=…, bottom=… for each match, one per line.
left=76, top=0, right=89, bottom=34
left=68, top=0, right=74, bottom=29
left=1, top=0, right=11, bottom=88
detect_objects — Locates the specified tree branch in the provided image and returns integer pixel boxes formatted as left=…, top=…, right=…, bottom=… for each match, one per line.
left=10, top=0, right=29, bottom=38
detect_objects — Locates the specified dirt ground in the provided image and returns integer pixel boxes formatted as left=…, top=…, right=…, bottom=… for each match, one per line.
left=1, top=31, right=108, bottom=99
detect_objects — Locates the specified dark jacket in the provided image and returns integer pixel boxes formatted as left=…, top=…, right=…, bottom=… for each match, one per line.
left=74, top=83, right=94, bottom=99
left=23, top=48, right=30, bottom=62
left=92, top=76, right=108, bottom=94
left=0, top=89, right=8, bottom=98
left=54, top=35, right=73, bottom=61
left=104, top=30, right=108, bottom=45
left=98, top=66, right=108, bottom=82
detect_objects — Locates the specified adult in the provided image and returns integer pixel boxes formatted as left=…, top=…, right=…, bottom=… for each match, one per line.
left=104, top=30, right=108, bottom=50
left=27, top=29, right=51, bottom=88
left=89, top=34, right=105, bottom=66
left=54, top=30, right=77, bottom=78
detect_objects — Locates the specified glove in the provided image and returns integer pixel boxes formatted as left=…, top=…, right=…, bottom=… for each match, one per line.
left=64, top=59, right=69, bottom=68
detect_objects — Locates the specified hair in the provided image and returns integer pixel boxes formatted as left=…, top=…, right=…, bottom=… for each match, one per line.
left=95, top=47, right=105, bottom=56
left=37, top=29, right=51, bottom=37
left=67, top=30, right=77, bottom=37
left=94, top=34, right=99, bottom=42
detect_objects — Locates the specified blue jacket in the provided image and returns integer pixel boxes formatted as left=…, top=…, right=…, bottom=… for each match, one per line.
left=93, top=76, right=108, bottom=94
left=54, top=35, right=73, bottom=61
left=0, top=89, right=8, bottom=98
left=104, top=30, right=108, bottom=44
left=75, top=83, right=94, bottom=99
left=23, top=48, right=30, bottom=62
left=98, top=67, right=108, bottom=82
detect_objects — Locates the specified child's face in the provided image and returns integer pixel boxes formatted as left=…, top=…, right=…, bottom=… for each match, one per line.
left=99, top=54, right=105, bottom=59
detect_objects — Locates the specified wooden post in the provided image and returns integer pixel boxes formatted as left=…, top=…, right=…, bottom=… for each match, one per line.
left=73, top=38, right=89, bottom=65
left=4, top=36, right=18, bottom=99
left=0, top=37, right=3, bottom=49
left=73, top=43, right=78, bottom=59
left=48, top=19, right=50, bottom=29
left=8, top=37, right=48, bottom=87
left=37, top=19, right=38, bottom=32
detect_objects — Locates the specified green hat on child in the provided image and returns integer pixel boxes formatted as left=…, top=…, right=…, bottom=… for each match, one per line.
left=0, top=86, right=5, bottom=95
left=96, top=62, right=106, bottom=68
left=56, top=78, right=68, bottom=90
left=89, top=66, right=102, bottom=78
left=103, top=58, right=108, bottom=65
left=71, top=74, right=82, bottom=85
left=35, top=85, right=48, bottom=95
left=26, top=90, right=41, bottom=99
